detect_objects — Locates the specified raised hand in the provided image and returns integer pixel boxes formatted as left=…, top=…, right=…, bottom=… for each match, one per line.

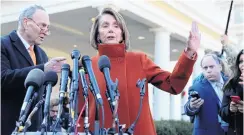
left=187, top=21, right=201, bottom=52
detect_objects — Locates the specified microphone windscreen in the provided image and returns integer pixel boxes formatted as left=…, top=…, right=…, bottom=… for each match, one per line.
left=44, top=71, right=58, bottom=86
left=98, top=55, right=111, bottom=72
left=24, top=68, right=45, bottom=89
left=81, top=55, right=91, bottom=69
left=71, top=50, right=81, bottom=59
left=82, top=55, right=90, bottom=62
left=62, top=64, right=70, bottom=70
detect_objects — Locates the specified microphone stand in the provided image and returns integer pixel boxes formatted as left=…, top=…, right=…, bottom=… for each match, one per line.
left=79, top=67, right=90, bottom=134
left=72, top=78, right=79, bottom=132
left=105, top=79, right=122, bottom=135
left=23, top=97, right=45, bottom=133
left=68, top=81, right=75, bottom=133
left=40, top=83, right=53, bottom=135
left=66, top=82, right=79, bottom=132
left=68, top=50, right=80, bottom=133
left=89, top=85, right=105, bottom=135
left=13, top=92, right=38, bottom=133
left=125, top=78, right=146, bottom=135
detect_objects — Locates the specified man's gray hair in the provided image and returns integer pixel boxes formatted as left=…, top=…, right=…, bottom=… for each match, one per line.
left=18, top=5, right=46, bottom=27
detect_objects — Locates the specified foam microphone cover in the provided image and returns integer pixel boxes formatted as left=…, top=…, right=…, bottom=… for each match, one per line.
left=44, top=71, right=58, bottom=86
left=82, top=55, right=90, bottom=62
left=62, top=64, right=70, bottom=70
left=98, top=55, right=111, bottom=72
left=24, top=68, right=45, bottom=89
left=71, top=49, right=81, bottom=59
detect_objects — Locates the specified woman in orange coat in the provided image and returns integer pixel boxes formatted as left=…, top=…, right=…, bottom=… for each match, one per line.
left=78, top=7, right=200, bottom=135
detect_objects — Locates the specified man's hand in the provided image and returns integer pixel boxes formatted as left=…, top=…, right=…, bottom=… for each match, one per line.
left=237, top=100, right=243, bottom=113
left=230, top=101, right=238, bottom=113
left=189, top=97, right=204, bottom=110
left=44, top=57, right=67, bottom=73
left=221, top=35, right=228, bottom=46
left=185, top=21, right=201, bottom=58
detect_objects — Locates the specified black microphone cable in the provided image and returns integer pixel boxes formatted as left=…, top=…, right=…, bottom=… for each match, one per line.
left=125, top=78, right=147, bottom=135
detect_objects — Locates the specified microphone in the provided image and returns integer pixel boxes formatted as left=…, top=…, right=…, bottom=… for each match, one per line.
left=17, top=92, right=39, bottom=132
left=23, top=97, right=45, bottom=132
left=40, top=71, right=58, bottom=133
left=59, top=64, right=70, bottom=104
left=98, top=55, right=120, bottom=134
left=98, top=55, right=116, bottom=107
left=71, top=50, right=81, bottom=120
left=43, top=71, right=58, bottom=116
left=20, top=69, right=45, bottom=118
left=71, top=50, right=81, bottom=91
left=82, top=55, right=103, bottom=106
left=54, top=64, right=70, bottom=132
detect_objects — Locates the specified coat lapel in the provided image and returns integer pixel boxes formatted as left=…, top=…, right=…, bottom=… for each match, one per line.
left=9, top=31, right=34, bottom=66
left=34, top=45, right=45, bottom=64
left=202, top=78, right=221, bottom=108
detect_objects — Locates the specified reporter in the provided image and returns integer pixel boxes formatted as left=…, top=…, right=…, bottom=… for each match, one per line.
left=220, top=49, right=244, bottom=135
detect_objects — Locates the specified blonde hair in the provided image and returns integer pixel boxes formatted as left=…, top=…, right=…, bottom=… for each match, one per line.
left=90, top=7, right=130, bottom=50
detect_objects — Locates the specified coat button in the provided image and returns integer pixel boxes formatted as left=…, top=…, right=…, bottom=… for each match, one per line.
left=117, top=57, right=123, bottom=62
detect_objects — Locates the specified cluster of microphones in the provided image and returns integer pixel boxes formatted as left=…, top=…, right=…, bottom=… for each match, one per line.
left=12, top=50, right=147, bottom=135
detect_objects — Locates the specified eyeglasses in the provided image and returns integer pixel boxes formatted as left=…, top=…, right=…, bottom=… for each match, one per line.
left=28, top=18, right=51, bottom=35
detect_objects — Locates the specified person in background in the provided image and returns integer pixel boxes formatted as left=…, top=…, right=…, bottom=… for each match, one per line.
left=184, top=53, right=235, bottom=135
left=220, top=49, right=244, bottom=135
left=78, top=7, right=200, bottom=135
left=1, top=5, right=66, bottom=135
left=48, top=98, right=69, bottom=132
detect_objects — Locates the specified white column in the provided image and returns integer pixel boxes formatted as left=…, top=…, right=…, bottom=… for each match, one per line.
left=169, top=61, right=182, bottom=120
left=151, top=28, right=171, bottom=121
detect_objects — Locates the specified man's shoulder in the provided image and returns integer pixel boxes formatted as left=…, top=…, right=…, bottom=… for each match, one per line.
left=1, top=34, right=13, bottom=51
left=1, top=34, right=11, bottom=44
left=1, top=30, right=17, bottom=47
left=191, top=80, right=206, bottom=92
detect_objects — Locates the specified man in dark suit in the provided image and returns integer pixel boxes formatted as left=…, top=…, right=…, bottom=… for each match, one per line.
left=184, top=54, right=234, bottom=135
left=1, top=5, right=66, bottom=135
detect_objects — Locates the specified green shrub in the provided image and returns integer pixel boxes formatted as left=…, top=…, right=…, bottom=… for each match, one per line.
left=155, top=120, right=193, bottom=135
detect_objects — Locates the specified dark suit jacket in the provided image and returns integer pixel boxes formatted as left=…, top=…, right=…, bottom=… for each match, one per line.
left=220, top=79, right=243, bottom=135
left=184, top=73, right=231, bottom=135
left=1, top=30, right=48, bottom=135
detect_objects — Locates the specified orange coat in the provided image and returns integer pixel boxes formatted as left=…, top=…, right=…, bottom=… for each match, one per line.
left=78, top=44, right=196, bottom=135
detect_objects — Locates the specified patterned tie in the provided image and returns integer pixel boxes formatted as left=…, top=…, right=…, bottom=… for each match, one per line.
left=28, top=46, right=36, bottom=65
left=215, top=82, right=229, bottom=132
left=216, top=82, right=224, bottom=102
